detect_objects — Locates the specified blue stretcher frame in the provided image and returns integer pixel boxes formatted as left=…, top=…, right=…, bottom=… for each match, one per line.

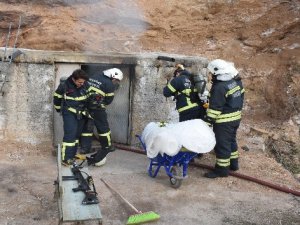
left=136, top=135, right=198, bottom=179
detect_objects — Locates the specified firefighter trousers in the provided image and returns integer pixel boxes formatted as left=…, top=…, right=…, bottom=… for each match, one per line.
left=61, top=108, right=85, bottom=161
left=79, top=118, right=94, bottom=153
left=213, top=121, right=240, bottom=170
left=90, top=109, right=112, bottom=148
left=179, top=105, right=206, bottom=122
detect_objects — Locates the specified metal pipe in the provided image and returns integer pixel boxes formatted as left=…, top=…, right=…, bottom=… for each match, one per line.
left=157, top=56, right=175, bottom=62
left=114, top=143, right=300, bottom=197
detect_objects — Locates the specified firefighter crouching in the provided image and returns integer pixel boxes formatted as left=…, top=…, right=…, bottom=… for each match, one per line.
left=163, top=64, right=206, bottom=122
left=53, top=69, right=90, bottom=166
left=204, top=59, right=245, bottom=178
left=83, top=68, right=123, bottom=166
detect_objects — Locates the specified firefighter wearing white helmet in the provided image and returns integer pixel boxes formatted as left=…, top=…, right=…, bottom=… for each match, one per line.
left=207, top=59, right=239, bottom=81
left=79, top=68, right=124, bottom=167
left=204, top=59, right=245, bottom=178
left=103, top=68, right=124, bottom=81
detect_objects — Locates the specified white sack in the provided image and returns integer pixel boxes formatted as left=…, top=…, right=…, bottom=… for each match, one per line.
left=141, top=122, right=181, bottom=158
left=141, top=119, right=216, bottom=158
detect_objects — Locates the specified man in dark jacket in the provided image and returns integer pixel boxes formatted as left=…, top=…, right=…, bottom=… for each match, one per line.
left=53, top=69, right=89, bottom=166
left=204, top=59, right=245, bottom=178
left=83, top=68, right=123, bottom=166
left=163, top=64, right=206, bottom=122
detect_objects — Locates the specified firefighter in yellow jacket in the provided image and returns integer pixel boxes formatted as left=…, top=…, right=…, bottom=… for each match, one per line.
left=204, top=59, right=245, bottom=178
left=84, top=68, right=124, bottom=166
left=53, top=69, right=89, bottom=166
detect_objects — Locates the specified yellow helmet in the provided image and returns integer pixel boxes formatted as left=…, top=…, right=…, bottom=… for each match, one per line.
left=173, top=64, right=185, bottom=77
left=175, top=64, right=184, bottom=71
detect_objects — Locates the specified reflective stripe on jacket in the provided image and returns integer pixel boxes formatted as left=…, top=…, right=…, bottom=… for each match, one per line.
left=53, top=76, right=89, bottom=112
left=163, top=74, right=200, bottom=113
left=207, top=77, right=244, bottom=124
left=87, top=73, right=115, bottom=110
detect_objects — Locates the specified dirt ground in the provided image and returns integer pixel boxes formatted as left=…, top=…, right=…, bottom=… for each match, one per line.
left=0, top=140, right=299, bottom=225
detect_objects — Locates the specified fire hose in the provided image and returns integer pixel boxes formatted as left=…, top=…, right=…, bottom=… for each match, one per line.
left=113, top=143, right=300, bottom=197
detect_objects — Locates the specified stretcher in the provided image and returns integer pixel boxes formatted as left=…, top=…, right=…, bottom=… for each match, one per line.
left=136, top=135, right=198, bottom=188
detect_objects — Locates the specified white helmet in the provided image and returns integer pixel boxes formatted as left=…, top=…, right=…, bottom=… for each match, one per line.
left=207, top=59, right=238, bottom=77
left=103, top=68, right=123, bottom=81
left=207, top=59, right=239, bottom=81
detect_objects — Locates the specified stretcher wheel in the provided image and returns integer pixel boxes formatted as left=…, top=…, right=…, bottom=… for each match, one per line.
left=169, top=166, right=182, bottom=189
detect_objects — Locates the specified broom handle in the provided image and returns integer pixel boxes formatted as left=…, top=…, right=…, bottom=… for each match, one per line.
left=101, top=178, right=141, bottom=214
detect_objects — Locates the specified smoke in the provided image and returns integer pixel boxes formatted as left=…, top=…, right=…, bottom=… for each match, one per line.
left=60, top=0, right=150, bottom=52
left=60, top=0, right=149, bottom=32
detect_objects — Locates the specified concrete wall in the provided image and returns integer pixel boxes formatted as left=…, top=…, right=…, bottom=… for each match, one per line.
left=0, top=49, right=208, bottom=148
left=131, top=56, right=209, bottom=139
left=0, top=61, right=55, bottom=145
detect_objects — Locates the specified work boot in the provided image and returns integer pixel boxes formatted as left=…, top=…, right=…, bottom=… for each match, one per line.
left=75, top=154, right=87, bottom=160
left=78, top=147, right=92, bottom=154
left=61, top=159, right=75, bottom=167
left=230, top=159, right=239, bottom=171
left=204, top=166, right=229, bottom=179
left=94, top=157, right=107, bottom=167
left=106, top=145, right=116, bottom=152
left=86, top=146, right=115, bottom=166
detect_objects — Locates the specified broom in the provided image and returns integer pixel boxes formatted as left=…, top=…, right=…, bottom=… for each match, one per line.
left=100, top=178, right=160, bottom=225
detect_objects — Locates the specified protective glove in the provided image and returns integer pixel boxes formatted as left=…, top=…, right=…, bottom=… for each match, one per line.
left=203, top=115, right=213, bottom=127
left=205, top=121, right=213, bottom=127
left=55, top=109, right=61, bottom=113
left=200, top=90, right=209, bottom=102
left=203, top=102, right=209, bottom=109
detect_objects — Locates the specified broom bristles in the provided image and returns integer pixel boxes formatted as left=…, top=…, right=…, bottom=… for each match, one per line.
left=126, top=211, right=160, bottom=225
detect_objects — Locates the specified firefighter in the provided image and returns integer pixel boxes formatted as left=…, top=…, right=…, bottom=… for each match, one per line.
left=204, top=59, right=245, bottom=178
left=163, top=64, right=206, bottom=122
left=84, top=68, right=123, bottom=166
left=53, top=69, right=89, bottom=166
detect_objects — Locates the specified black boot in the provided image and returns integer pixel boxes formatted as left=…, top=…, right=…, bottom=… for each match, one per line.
left=78, top=146, right=92, bottom=154
left=87, top=146, right=116, bottom=166
left=204, top=166, right=229, bottom=178
left=230, top=159, right=239, bottom=171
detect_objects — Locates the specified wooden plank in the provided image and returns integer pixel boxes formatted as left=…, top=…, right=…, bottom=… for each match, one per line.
left=57, top=145, right=102, bottom=223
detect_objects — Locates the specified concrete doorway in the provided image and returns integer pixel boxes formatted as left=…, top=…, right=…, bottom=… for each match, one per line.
left=53, top=63, right=132, bottom=147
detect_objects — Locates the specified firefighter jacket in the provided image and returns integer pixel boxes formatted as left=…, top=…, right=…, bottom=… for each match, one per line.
left=87, top=73, right=115, bottom=110
left=163, top=73, right=201, bottom=113
left=206, top=75, right=244, bottom=124
left=53, top=76, right=89, bottom=114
